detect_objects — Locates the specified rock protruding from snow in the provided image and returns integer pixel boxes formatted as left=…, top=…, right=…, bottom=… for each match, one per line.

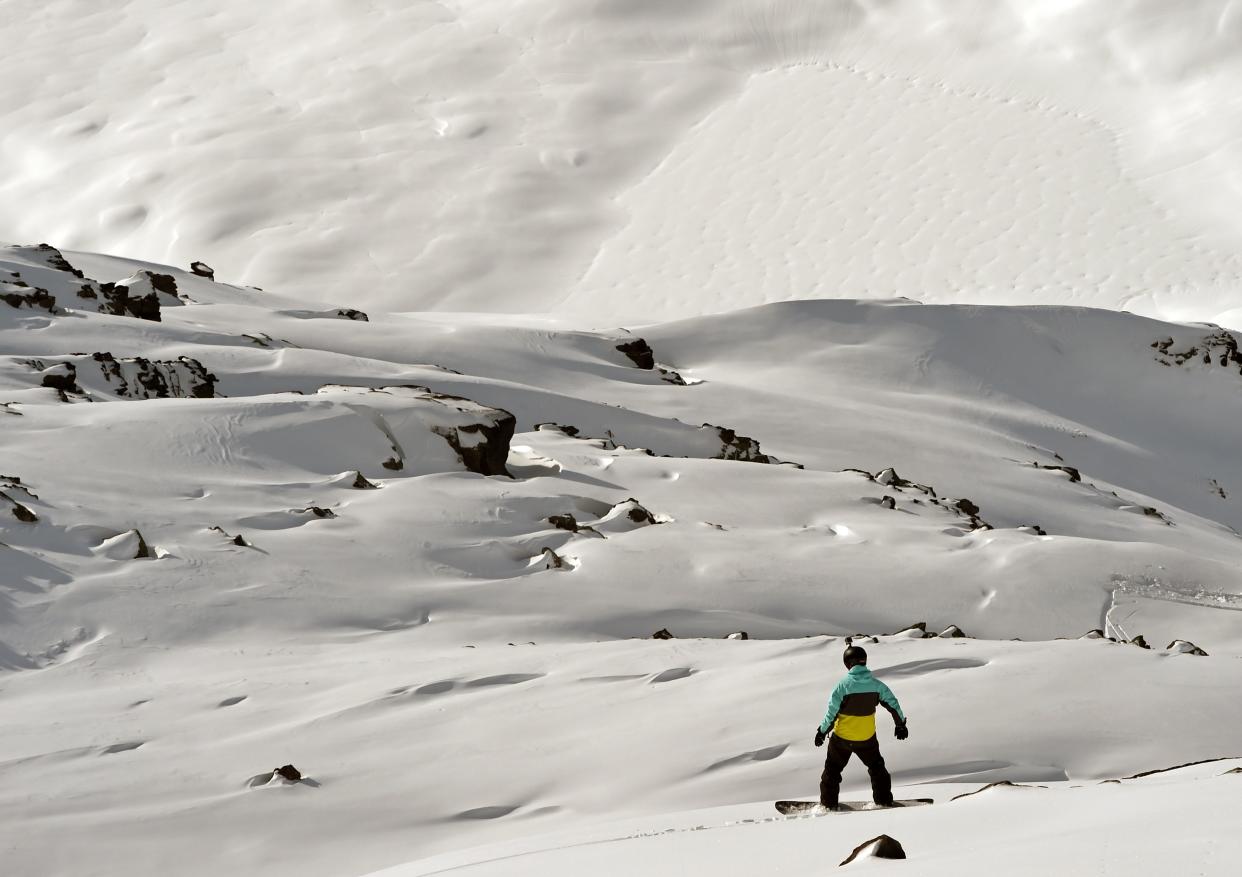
left=33, top=361, right=83, bottom=399
left=593, top=499, right=666, bottom=534
left=891, top=622, right=930, bottom=639
left=84, top=353, right=219, bottom=400
left=726, top=631, right=749, bottom=640
left=651, top=628, right=674, bottom=640
left=189, top=261, right=215, bottom=280
left=839, top=834, right=906, bottom=865
left=1, top=278, right=57, bottom=312
left=1153, top=331, right=1242, bottom=374
left=1, top=476, right=38, bottom=523
left=615, top=337, right=655, bottom=370
left=704, top=424, right=792, bottom=465
left=1166, top=639, right=1208, bottom=656
left=317, top=385, right=516, bottom=477
left=937, top=625, right=967, bottom=638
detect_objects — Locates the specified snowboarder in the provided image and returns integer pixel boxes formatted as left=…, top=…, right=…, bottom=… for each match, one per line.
left=813, top=645, right=908, bottom=809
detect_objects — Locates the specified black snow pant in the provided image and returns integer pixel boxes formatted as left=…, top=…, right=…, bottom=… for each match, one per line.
left=820, top=734, right=893, bottom=807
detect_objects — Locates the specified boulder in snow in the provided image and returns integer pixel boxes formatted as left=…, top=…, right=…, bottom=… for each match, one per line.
left=651, top=628, right=674, bottom=640
left=839, top=834, right=906, bottom=865
left=615, top=337, right=655, bottom=369
left=1166, top=639, right=1208, bottom=656
left=189, top=261, right=215, bottom=279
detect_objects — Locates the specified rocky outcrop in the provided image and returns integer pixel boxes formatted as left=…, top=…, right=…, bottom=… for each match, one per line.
left=938, top=625, right=967, bottom=638
left=839, top=834, right=906, bottom=865
left=1153, top=331, right=1242, bottom=373
left=351, top=471, right=379, bottom=489
left=726, top=631, right=749, bottom=640
left=1034, top=462, right=1081, bottom=482
left=651, top=628, right=674, bottom=640
left=35, top=362, right=83, bottom=399
left=87, top=353, right=218, bottom=399
left=190, top=261, right=215, bottom=279
left=615, top=337, right=656, bottom=370
left=540, top=547, right=568, bottom=570
left=1166, top=639, right=1208, bottom=656
left=848, top=467, right=993, bottom=529
left=1, top=279, right=57, bottom=312
left=1, top=476, right=38, bottom=523
left=950, top=780, right=1045, bottom=801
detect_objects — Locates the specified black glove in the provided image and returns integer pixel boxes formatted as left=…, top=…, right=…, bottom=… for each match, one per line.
left=895, top=722, right=909, bottom=741
left=814, top=728, right=827, bottom=747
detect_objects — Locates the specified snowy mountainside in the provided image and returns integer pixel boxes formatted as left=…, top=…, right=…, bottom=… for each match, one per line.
left=5, top=1, right=1242, bottom=323
left=2, top=244, right=1241, bottom=875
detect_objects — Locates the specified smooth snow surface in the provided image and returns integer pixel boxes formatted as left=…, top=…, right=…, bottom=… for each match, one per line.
left=5, top=2, right=1242, bottom=876
left=4, top=1, right=1242, bottom=323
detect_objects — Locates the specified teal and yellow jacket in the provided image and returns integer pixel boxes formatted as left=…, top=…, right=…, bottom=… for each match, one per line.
left=818, top=665, right=906, bottom=741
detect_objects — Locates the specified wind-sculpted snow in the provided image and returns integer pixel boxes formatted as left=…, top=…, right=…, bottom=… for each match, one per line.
left=6, top=2, right=1242, bottom=325
left=2, top=248, right=1242, bottom=876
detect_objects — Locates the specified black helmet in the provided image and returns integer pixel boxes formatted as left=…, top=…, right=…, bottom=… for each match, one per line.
left=843, top=646, right=868, bottom=668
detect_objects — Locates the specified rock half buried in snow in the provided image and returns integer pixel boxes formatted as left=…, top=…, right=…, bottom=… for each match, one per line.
left=1166, top=639, right=1208, bottom=656
left=83, top=353, right=218, bottom=399
left=614, top=337, right=656, bottom=370
left=839, top=834, right=906, bottom=866
left=651, top=628, right=674, bottom=640
left=189, top=261, right=215, bottom=279
left=317, top=385, right=516, bottom=477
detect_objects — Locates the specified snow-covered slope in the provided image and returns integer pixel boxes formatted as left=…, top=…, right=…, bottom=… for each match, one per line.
left=5, top=1, right=1242, bottom=323
left=6, top=2, right=1242, bottom=874
left=3, top=244, right=1240, bottom=875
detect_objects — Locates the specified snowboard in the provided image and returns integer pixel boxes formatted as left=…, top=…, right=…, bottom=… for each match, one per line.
left=775, top=798, right=933, bottom=815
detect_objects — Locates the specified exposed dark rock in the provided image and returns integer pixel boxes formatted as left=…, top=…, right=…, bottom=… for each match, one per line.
left=1035, top=463, right=1082, bottom=482
left=706, top=424, right=772, bottom=464
left=429, top=400, right=516, bottom=477
left=300, top=507, right=336, bottom=519
left=890, top=622, right=930, bottom=638
left=1019, top=524, right=1048, bottom=536
left=954, top=498, right=980, bottom=517
left=1, top=282, right=58, bottom=312
left=540, top=547, right=567, bottom=569
left=1, top=480, right=38, bottom=522
left=937, top=625, right=967, bottom=638
left=132, top=530, right=153, bottom=559
left=726, top=631, right=749, bottom=640
left=658, top=367, right=687, bottom=385
left=651, top=628, right=674, bottom=640
left=87, top=352, right=218, bottom=399
left=190, top=261, right=215, bottom=279
left=28, top=243, right=85, bottom=277
left=535, top=422, right=580, bottom=437
left=274, top=764, right=303, bottom=782
left=1128, top=635, right=1151, bottom=650
left=351, top=471, right=379, bottom=489
left=382, top=457, right=404, bottom=471
left=1166, top=639, right=1208, bottom=656
left=879, top=495, right=896, bottom=510
left=950, top=780, right=1045, bottom=801
left=38, top=362, right=82, bottom=398
left=232, top=535, right=249, bottom=547
left=1154, top=330, right=1242, bottom=374
left=1124, top=757, right=1237, bottom=780
left=336, top=308, right=369, bottom=321
left=548, top=513, right=586, bottom=533
left=839, top=834, right=906, bottom=865
left=615, top=338, right=655, bottom=370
